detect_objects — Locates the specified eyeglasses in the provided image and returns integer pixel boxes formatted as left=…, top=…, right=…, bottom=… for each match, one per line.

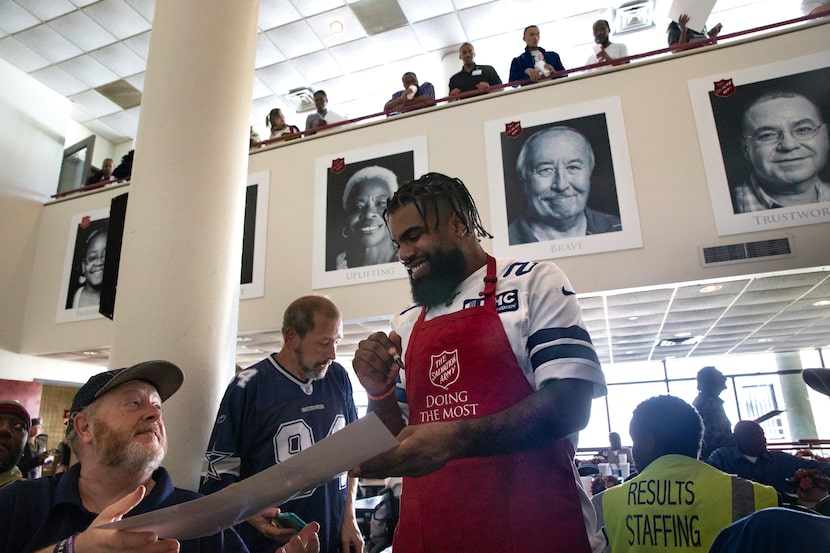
left=745, top=123, right=825, bottom=145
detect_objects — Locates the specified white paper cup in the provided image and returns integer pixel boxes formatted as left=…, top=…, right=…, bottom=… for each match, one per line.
left=618, top=454, right=627, bottom=464
left=619, top=462, right=630, bottom=479
left=598, top=463, right=611, bottom=476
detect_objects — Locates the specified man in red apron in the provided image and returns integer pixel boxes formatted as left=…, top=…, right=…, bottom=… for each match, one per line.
left=352, top=173, right=607, bottom=552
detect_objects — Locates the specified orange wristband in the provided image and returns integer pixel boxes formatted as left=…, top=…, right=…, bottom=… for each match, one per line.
left=367, top=386, right=396, bottom=401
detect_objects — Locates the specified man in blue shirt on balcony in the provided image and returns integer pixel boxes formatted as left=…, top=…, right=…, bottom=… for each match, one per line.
left=509, top=25, right=565, bottom=85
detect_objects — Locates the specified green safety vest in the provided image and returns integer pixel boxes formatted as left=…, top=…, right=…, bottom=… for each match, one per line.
left=601, top=455, right=777, bottom=552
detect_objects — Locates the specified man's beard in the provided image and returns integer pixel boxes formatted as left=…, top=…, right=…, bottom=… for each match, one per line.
left=92, top=417, right=166, bottom=474
left=294, top=345, right=330, bottom=382
left=410, top=245, right=467, bottom=307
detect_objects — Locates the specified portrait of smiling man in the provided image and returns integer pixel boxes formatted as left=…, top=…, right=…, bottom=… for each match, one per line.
left=508, top=126, right=622, bottom=245
left=732, top=91, right=830, bottom=213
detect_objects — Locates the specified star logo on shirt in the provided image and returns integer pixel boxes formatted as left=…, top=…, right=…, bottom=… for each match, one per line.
left=203, top=450, right=234, bottom=482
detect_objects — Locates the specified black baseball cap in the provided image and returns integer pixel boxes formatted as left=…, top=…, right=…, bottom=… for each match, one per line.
left=0, top=400, right=30, bottom=431
left=803, top=368, right=830, bottom=398
left=67, top=360, right=184, bottom=434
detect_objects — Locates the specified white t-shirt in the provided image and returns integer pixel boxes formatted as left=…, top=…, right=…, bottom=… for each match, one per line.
left=586, top=42, right=629, bottom=66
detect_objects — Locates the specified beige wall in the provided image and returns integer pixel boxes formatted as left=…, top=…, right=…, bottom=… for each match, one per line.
left=11, top=21, right=830, bottom=373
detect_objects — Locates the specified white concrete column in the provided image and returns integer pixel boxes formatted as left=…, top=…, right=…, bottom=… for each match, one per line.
left=108, top=0, right=259, bottom=489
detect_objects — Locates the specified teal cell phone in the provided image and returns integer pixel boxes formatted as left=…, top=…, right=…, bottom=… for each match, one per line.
left=274, top=512, right=307, bottom=531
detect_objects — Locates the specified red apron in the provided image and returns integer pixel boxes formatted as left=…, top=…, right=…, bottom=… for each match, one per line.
left=394, top=256, right=592, bottom=553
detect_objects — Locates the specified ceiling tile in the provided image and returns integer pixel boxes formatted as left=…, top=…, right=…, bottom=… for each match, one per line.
left=30, top=64, right=88, bottom=96
left=328, top=37, right=381, bottom=72
left=123, top=30, right=151, bottom=59
left=89, top=42, right=146, bottom=77
left=125, top=0, right=155, bottom=22
left=398, top=0, right=454, bottom=23
left=252, top=74, right=273, bottom=99
left=412, top=12, right=465, bottom=51
left=258, top=0, right=302, bottom=31
left=99, top=109, right=139, bottom=137
left=80, top=116, right=121, bottom=141
left=13, top=0, right=75, bottom=21
left=57, top=54, right=119, bottom=88
left=0, top=36, right=50, bottom=72
left=0, top=2, right=39, bottom=34
left=47, top=10, right=118, bottom=52
left=458, top=1, right=523, bottom=41
left=124, top=71, right=145, bottom=91
left=290, top=0, right=345, bottom=17
left=256, top=61, right=306, bottom=93
left=369, top=26, right=422, bottom=63
left=69, top=88, right=122, bottom=117
left=265, top=20, right=325, bottom=59
left=306, top=6, right=367, bottom=47
left=69, top=103, right=93, bottom=122
left=451, top=0, right=495, bottom=10
left=292, top=49, right=344, bottom=84
left=255, top=34, right=286, bottom=69
left=14, top=24, right=83, bottom=63
left=83, top=0, right=151, bottom=40
left=69, top=0, right=99, bottom=6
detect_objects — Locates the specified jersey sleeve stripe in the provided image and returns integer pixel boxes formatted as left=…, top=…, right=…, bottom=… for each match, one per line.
left=528, top=326, right=594, bottom=351
left=530, top=343, right=601, bottom=368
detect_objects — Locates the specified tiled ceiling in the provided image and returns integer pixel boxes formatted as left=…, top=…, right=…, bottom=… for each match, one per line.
left=37, top=267, right=830, bottom=370
left=0, top=0, right=811, bottom=144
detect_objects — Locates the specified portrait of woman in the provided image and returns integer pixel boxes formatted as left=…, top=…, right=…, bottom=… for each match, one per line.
left=335, top=166, right=399, bottom=269
left=70, top=227, right=107, bottom=308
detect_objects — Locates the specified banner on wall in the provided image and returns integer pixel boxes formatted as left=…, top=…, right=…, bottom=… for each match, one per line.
left=688, top=51, right=830, bottom=236
left=312, top=136, right=428, bottom=289
left=484, top=96, right=642, bottom=261
left=240, top=171, right=270, bottom=300
left=56, top=208, right=110, bottom=323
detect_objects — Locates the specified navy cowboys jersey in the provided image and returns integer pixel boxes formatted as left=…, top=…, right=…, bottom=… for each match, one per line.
left=199, top=356, right=358, bottom=553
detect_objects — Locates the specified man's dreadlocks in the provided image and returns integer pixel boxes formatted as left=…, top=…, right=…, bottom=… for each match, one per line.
left=384, top=172, right=493, bottom=240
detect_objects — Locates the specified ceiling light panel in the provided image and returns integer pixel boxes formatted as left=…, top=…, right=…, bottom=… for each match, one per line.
left=350, top=0, right=408, bottom=35
left=90, top=42, right=146, bottom=77
left=83, top=0, right=151, bottom=41
left=0, top=36, right=50, bottom=72
left=47, top=11, right=117, bottom=53
left=0, top=2, right=39, bottom=35
left=14, top=24, right=83, bottom=63
left=256, top=34, right=286, bottom=68
left=290, top=0, right=346, bottom=18
left=30, top=65, right=88, bottom=96
left=258, top=0, right=302, bottom=31
left=398, top=0, right=454, bottom=22
left=306, top=6, right=366, bottom=47
left=265, top=20, right=324, bottom=59
left=412, top=13, right=465, bottom=51
left=14, top=0, right=75, bottom=21
left=58, top=54, right=119, bottom=88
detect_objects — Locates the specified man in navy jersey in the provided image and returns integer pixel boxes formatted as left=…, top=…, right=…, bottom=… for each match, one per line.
left=200, top=296, right=362, bottom=553
left=351, top=173, right=607, bottom=552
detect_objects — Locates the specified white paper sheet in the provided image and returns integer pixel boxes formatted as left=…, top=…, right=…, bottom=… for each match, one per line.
left=100, top=413, right=398, bottom=540
left=668, top=0, right=717, bottom=33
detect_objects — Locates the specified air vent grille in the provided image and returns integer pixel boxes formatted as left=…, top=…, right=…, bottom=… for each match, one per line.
left=701, top=237, right=792, bottom=265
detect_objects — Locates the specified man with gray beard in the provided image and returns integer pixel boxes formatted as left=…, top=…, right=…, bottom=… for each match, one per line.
left=0, top=361, right=320, bottom=553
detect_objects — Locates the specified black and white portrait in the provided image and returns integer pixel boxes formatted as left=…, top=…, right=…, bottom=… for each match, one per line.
left=56, top=208, right=110, bottom=323
left=689, top=52, right=830, bottom=236
left=485, top=97, right=642, bottom=260
left=312, top=136, right=427, bottom=289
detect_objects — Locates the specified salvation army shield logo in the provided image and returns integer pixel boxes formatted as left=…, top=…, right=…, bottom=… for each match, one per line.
left=429, top=349, right=460, bottom=390
left=331, top=157, right=346, bottom=174
left=505, top=121, right=522, bottom=138
left=80, top=215, right=91, bottom=229
left=713, top=78, right=735, bottom=98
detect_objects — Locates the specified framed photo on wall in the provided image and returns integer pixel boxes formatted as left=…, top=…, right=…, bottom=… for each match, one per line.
left=240, top=170, right=269, bottom=300
left=484, top=96, right=642, bottom=260
left=688, top=51, right=830, bottom=236
left=56, top=208, right=110, bottom=323
left=312, top=136, right=428, bottom=289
